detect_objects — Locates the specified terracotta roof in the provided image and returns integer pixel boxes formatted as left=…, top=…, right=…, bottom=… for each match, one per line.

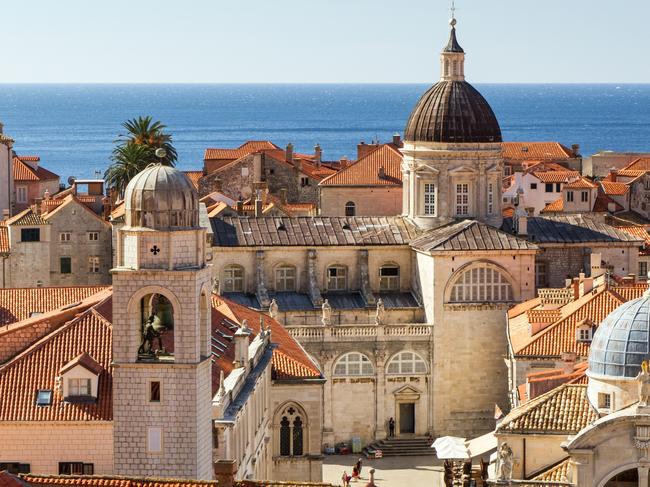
left=184, top=170, right=203, bottom=190
left=13, top=157, right=59, bottom=182
left=211, top=216, right=419, bottom=247
left=532, top=171, right=579, bottom=183
left=5, top=208, right=48, bottom=226
left=508, top=297, right=542, bottom=319
left=615, top=226, right=650, bottom=249
left=600, top=181, right=629, bottom=196
left=496, top=384, right=597, bottom=434
left=319, top=145, right=403, bottom=186
left=20, top=474, right=218, bottom=486
left=59, top=351, right=104, bottom=375
left=502, top=207, right=515, bottom=218
left=0, top=303, right=113, bottom=422
left=0, top=286, right=109, bottom=325
left=514, top=286, right=647, bottom=357
left=41, top=194, right=110, bottom=226
left=531, top=457, right=573, bottom=483
left=261, top=150, right=335, bottom=181
left=541, top=198, right=563, bottom=213
left=621, top=157, right=650, bottom=173
left=502, top=142, right=574, bottom=161
left=204, top=141, right=280, bottom=161
left=410, top=219, right=537, bottom=252
left=564, top=177, right=597, bottom=189
left=592, top=193, right=624, bottom=213
left=0, top=222, right=8, bottom=253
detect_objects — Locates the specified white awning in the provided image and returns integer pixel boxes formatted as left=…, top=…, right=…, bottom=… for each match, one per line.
left=466, top=431, right=497, bottom=459
left=431, top=436, right=469, bottom=460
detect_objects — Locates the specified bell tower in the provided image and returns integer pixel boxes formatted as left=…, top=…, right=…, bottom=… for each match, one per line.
left=111, top=164, right=213, bottom=480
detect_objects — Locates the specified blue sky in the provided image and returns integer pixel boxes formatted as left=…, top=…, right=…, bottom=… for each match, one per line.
left=4, top=0, right=649, bottom=83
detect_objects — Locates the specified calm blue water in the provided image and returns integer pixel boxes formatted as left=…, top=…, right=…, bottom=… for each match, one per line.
left=0, top=83, right=649, bottom=180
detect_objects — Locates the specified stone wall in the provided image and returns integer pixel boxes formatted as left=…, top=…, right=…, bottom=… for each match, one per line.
left=497, top=433, right=569, bottom=480
left=0, top=422, right=113, bottom=474
left=0, top=140, right=12, bottom=218
left=6, top=225, right=51, bottom=287
left=319, top=186, right=402, bottom=217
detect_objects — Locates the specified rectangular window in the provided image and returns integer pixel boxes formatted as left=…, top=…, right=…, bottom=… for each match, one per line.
left=327, top=266, right=347, bottom=291
left=640, top=261, right=648, bottom=278
left=578, top=328, right=592, bottom=341
left=148, top=427, right=163, bottom=453
left=598, top=392, right=611, bottom=409
left=487, top=183, right=494, bottom=215
left=58, top=463, right=93, bottom=475
left=581, top=191, right=588, bottom=203
left=20, top=228, right=40, bottom=242
left=88, top=232, right=99, bottom=241
left=36, top=389, right=52, bottom=406
left=379, top=266, right=400, bottom=291
left=455, top=183, right=469, bottom=216
left=223, top=266, right=244, bottom=292
left=150, top=381, right=161, bottom=403
left=16, top=186, right=27, bottom=204
left=300, top=176, right=310, bottom=187
left=424, top=183, right=436, bottom=215
left=275, top=266, right=296, bottom=292
left=0, top=463, right=31, bottom=474
left=556, top=183, right=561, bottom=192
left=60, top=232, right=71, bottom=242
left=566, top=191, right=574, bottom=202
left=545, top=183, right=553, bottom=193
left=68, top=378, right=91, bottom=396
left=60, top=257, right=72, bottom=274
left=535, top=261, right=547, bottom=288
left=530, top=183, right=537, bottom=190
left=88, top=256, right=100, bottom=273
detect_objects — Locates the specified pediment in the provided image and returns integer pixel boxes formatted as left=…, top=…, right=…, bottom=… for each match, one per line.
left=392, top=384, right=422, bottom=399
left=414, top=164, right=440, bottom=175
left=448, top=165, right=478, bottom=174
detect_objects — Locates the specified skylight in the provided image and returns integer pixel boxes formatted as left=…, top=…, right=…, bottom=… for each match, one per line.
left=36, top=389, right=52, bottom=407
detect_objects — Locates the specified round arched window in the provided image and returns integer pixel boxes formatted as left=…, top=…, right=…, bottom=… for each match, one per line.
left=449, top=264, right=513, bottom=303
left=386, top=351, right=428, bottom=375
left=333, top=352, right=374, bottom=376
left=345, top=201, right=356, bottom=216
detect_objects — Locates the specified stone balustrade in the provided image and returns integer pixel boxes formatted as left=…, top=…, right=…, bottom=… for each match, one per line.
left=286, top=323, right=433, bottom=342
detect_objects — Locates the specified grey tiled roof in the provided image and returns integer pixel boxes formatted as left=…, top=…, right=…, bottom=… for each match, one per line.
left=410, top=220, right=537, bottom=252
left=211, top=216, right=419, bottom=247
left=525, top=215, right=645, bottom=244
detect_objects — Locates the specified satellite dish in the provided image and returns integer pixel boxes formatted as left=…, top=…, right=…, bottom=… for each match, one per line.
left=67, top=176, right=76, bottom=186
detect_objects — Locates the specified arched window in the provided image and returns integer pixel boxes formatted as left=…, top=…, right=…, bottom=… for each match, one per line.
left=449, top=264, right=514, bottom=303
left=345, top=201, right=356, bottom=217
left=223, top=265, right=244, bottom=292
left=280, top=416, right=290, bottom=455
left=386, top=351, right=428, bottom=375
left=333, top=352, right=374, bottom=376
left=327, top=265, right=347, bottom=291
left=275, top=265, right=296, bottom=292
left=138, top=293, right=175, bottom=361
left=379, top=264, right=400, bottom=291
left=276, top=403, right=307, bottom=457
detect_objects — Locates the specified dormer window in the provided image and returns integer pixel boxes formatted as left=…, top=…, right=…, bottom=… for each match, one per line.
left=36, top=389, right=52, bottom=407
left=69, top=378, right=91, bottom=396
left=59, top=352, right=103, bottom=402
left=576, top=320, right=593, bottom=342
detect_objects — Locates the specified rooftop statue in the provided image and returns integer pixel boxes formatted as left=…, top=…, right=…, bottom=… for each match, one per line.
left=637, top=360, right=650, bottom=407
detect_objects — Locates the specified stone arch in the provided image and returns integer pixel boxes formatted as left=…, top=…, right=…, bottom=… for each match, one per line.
left=126, top=285, right=182, bottom=362
left=596, top=463, right=640, bottom=487
left=444, top=260, right=518, bottom=303
left=333, top=351, right=375, bottom=376
left=273, top=401, right=309, bottom=457
left=386, top=350, right=429, bottom=375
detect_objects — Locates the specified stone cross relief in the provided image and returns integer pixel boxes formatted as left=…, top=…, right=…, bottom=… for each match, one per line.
left=150, top=245, right=161, bottom=255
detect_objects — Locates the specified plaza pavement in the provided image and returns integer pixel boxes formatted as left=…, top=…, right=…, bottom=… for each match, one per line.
left=323, top=454, right=443, bottom=486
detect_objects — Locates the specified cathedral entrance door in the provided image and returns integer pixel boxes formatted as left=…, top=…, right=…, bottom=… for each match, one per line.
left=399, top=403, right=415, bottom=435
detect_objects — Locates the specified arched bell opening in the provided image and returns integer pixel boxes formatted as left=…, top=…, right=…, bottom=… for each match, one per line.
left=137, top=293, right=175, bottom=362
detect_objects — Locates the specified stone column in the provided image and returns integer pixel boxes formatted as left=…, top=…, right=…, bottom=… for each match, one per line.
left=374, top=349, right=387, bottom=440
left=322, top=353, right=335, bottom=446
left=478, top=161, right=486, bottom=221
left=439, top=163, right=449, bottom=219
left=358, top=249, right=376, bottom=306
left=307, top=249, right=323, bottom=306
left=255, top=250, right=271, bottom=308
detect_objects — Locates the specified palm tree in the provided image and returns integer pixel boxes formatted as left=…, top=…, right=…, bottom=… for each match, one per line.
left=117, top=116, right=178, bottom=166
left=104, top=143, right=155, bottom=197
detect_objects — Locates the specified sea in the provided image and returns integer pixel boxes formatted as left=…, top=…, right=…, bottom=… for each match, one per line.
left=0, top=83, right=649, bottom=181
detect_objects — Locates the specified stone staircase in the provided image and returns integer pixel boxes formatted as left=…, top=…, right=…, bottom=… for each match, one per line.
left=363, top=437, right=435, bottom=457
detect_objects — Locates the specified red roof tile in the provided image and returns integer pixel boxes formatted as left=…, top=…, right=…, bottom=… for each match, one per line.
left=532, top=171, right=580, bottom=183
left=541, top=198, right=563, bottom=213
left=12, top=156, right=59, bottom=182
left=0, top=221, right=8, bottom=253
left=593, top=193, right=624, bottom=213
left=21, top=473, right=218, bottom=486
left=601, top=180, right=629, bottom=196
left=503, top=142, right=574, bottom=161
left=5, top=208, right=48, bottom=226
left=319, top=145, right=403, bottom=186
left=204, top=141, right=280, bottom=161
left=621, top=157, right=650, bottom=172
left=564, top=177, right=597, bottom=189
left=184, top=170, right=203, bottom=190
left=614, top=226, right=650, bottom=248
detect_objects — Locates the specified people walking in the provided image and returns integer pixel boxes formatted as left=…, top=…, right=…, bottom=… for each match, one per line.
left=388, top=417, right=395, bottom=437
left=342, top=470, right=351, bottom=486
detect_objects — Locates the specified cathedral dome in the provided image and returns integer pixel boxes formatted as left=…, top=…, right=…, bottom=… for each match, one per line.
left=124, top=164, right=199, bottom=230
left=588, top=293, right=650, bottom=379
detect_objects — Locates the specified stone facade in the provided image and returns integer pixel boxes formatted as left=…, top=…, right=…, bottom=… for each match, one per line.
left=0, top=129, right=13, bottom=218
left=319, top=186, right=402, bottom=216
left=4, top=221, right=51, bottom=288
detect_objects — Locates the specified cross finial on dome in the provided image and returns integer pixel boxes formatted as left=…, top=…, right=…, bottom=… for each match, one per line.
left=450, top=0, right=457, bottom=23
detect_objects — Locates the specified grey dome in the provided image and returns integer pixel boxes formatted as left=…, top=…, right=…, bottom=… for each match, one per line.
left=589, top=293, right=650, bottom=379
left=404, top=81, right=502, bottom=143
left=124, top=164, right=199, bottom=230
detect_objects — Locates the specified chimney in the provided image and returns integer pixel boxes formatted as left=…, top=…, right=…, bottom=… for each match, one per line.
left=285, top=143, right=294, bottom=164
left=571, top=144, right=580, bottom=157
left=253, top=152, right=263, bottom=182
left=214, top=460, right=236, bottom=487
left=378, top=165, right=386, bottom=180
left=590, top=252, right=604, bottom=278
left=518, top=215, right=528, bottom=236
left=526, top=207, right=535, bottom=217
left=561, top=351, right=577, bottom=375
left=2, top=209, right=9, bottom=220
left=234, top=320, right=251, bottom=370
left=572, top=277, right=580, bottom=300
left=254, top=198, right=263, bottom=217
left=392, top=133, right=402, bottom=147
left=610, top=169, right=618, bottom=182
left=34, top=198, right=43, bottom=215
left=236, top=200, right=244, bottom=214
left=340, top=156, right=349, bottom=168
left=314, top=144, right=322, bottom=168
left=0, top=122, right=3, bottom=134
left=279, top=188, right=287, bottom=204
left=357, top=141, right=376, bottom=160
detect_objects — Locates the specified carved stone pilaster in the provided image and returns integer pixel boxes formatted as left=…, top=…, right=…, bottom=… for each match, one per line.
left=307, top=249, right=323, bottom=307
left=478, top=161, right=487, bottom=220
left=255, top=250, right=270, bottom=308
left=358, top=249, right=376, bottom=306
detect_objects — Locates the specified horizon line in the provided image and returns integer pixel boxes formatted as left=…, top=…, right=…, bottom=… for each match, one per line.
left=0, top=81, right=649, bottom=86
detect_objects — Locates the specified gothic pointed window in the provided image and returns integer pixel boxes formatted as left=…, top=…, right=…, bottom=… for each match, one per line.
left=292, top=416, right=303, bottom=455
left=280, top=416, right=291, bottom=456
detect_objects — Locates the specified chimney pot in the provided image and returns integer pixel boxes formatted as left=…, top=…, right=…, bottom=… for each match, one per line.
left=254, top=198, right=263, bottom=217
left=285, top=143, right=294, bottom=164
left=392, top=133, right=402, bottom=147
left=236, top=200, right=244, bottom=214
left=610, top=169, right=618, bottom=182
left=378, top=165, right=386, bottom=179
left=279, top=188, right=287, bottom=205
left=314, top=144, right=322, bottom=168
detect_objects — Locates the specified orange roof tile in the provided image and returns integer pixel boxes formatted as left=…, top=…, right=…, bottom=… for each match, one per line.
left=184, top=170, right=203, bottom=190
left=496, top=384, right=597, bottom=434
left=531, top=458, right=573, bottom=483
left=621, top=157, right=650, bottom=172
left=20, top=473, right=218, bottom=486
left=5, top=208, right=48, bottom=226
left=593, top=193, right=624, bottom=213
left=503, top=142, right=574, bottom=161
left=0, top=286, right=109, bottom=325
left=564, top=177, right=597, bottom=189
left=0, top=303, right=113, bottom=422
left=617, top=169, right=646, bottom=178
left=319, top=144, right=403, bottom=186
left=614, top=226, right=650, bottom=248
left=532, top=171, right=579, bottom=183
left=204, top=141, right=279, bottom=161
left=0, top=221, right=8, bottom=253
left=42, top=194, right=110, bottom=226
left=59, top=351, right=104, bottom=375
left=12, top=156, right=59, bottom=182
left=541, top=198, right=563, bottom=213
left=502, top=207, right=515, bottom=218
left=600, top=180, right=629, bottom=196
